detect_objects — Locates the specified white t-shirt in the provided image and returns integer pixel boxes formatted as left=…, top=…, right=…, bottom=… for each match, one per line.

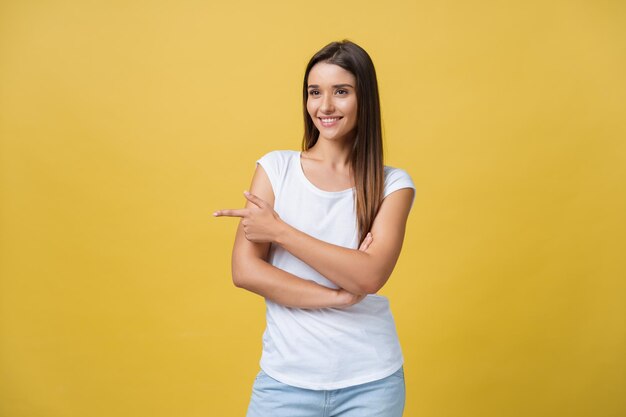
left=255, top=149, right=416, bottom=390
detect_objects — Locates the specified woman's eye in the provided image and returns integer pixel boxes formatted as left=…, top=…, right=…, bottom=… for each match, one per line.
left=308, top=89, right=349, bottom=96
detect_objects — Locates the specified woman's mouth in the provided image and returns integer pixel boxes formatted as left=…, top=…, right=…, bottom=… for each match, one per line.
left=319, top=117, right=342, bottom=127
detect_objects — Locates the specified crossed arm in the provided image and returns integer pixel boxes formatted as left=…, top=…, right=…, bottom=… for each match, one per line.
left=214, top=163, right=414, bottom=309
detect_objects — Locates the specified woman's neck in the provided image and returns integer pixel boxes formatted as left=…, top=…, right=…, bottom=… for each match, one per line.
left=305, top=139, right=354, bottom=170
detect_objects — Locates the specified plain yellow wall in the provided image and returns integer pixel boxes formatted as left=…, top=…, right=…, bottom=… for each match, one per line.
left=1, top=1, right=624, bottom=416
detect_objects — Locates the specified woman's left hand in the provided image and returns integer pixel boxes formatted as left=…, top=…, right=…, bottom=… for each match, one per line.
left=213, top=191, right=284, bottom=243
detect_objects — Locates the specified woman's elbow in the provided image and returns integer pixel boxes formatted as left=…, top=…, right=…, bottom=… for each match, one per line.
left=231, top=258, right=250, bottom=288
left=361, top=280, right=384, bottom=295
left=360, top=271, right=391, bottom=294
left=232, top=272, right=245, bottom=288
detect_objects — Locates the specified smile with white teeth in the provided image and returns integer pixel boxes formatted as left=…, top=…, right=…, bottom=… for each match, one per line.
left=320, top=117, right=341, bottom=122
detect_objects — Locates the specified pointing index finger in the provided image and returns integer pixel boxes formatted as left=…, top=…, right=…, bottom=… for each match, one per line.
left=213, top=208, right=247, bottom=217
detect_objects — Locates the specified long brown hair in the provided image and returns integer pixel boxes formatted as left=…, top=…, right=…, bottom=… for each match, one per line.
left=302, top=39, right=384, bottom=244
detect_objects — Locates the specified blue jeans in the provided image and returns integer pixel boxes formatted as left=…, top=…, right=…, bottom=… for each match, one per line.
left=245, top=367, right=405, bottom=417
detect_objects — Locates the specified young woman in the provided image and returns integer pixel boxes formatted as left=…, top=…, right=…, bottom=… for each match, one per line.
left=214, top=39, right=416, bottom=417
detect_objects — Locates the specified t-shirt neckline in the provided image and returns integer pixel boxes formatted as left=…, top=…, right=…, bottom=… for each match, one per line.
left=296, top=151, right=355, bottom=197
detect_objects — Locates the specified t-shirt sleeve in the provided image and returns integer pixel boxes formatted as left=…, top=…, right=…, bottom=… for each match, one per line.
left=384, top=167, right=416, bottom=209
left=256, top=150, right=283, bottom=197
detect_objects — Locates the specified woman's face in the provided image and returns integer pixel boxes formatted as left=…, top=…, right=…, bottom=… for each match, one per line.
left=306, top=62, right=358, bottom=143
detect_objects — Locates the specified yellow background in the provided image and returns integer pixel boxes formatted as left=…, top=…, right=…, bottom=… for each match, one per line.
left=1, top=1, right=624, bottom=416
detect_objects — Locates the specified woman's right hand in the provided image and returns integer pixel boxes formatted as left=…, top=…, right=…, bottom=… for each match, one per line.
left=334, top=232, right=373, bottom=308
left=358, top=232, right=373, bottom=252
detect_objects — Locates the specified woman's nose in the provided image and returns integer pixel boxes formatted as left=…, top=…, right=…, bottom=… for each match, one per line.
left=320, top=94, right=334, bottom=113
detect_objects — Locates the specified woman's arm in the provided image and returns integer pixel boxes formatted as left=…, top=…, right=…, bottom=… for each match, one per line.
left=273, top=187, right=415, bottom=295
left=229, top=163, right=368, bottom=309
left=221, top=184, right=414, bottom=296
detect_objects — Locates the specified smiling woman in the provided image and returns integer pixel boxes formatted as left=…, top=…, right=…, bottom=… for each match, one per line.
left=213, top=39, right=415, bottom=417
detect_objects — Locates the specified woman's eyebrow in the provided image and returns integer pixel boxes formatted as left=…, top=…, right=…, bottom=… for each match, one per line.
left=307, top=84, right=354, bottom=89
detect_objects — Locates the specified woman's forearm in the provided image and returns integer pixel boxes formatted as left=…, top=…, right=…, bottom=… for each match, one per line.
left=232, top=256, right=358, bottom=309
left=274, top=224, right=377, bottom=295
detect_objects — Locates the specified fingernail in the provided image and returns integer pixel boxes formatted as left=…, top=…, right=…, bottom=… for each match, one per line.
left=243, top=190, right=249, bottom=195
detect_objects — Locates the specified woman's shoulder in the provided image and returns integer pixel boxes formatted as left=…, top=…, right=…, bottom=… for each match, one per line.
left=255, top=150, right=300, bottom=183
left=255, top=150, right=299, bottom=197
left=382, top=164, right=416, bottom=206
left=383, top=164, right=413, bottom=183
left=257, top=149, right=299, bottom=163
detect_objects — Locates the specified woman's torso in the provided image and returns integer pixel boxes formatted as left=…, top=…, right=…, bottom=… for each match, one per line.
left=254, top=150, right=411, bottom=390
